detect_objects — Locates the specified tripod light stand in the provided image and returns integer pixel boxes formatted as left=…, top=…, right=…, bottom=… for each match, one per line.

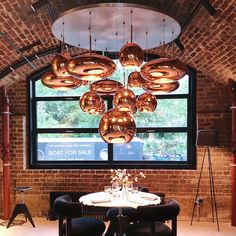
left=190, top=130, right=220, bottom=231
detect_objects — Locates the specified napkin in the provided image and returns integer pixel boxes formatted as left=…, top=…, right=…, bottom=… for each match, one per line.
left=141, top=195, right=158, bottom=201
left=91, top=199, right=111, bottom=204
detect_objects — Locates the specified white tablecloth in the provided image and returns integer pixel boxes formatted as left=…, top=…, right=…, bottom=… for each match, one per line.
left=79, top=191, right=161, bottom=208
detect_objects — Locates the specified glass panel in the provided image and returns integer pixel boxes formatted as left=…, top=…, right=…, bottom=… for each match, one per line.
left=134, top=99, right=187, bottom=128
left=113, top=132, right=187, bottom=161
left=168, top=74, right=189, bottom=95
left=37, top=100, right=105, bottom=128
left=37, top=133, right=108, bottom=161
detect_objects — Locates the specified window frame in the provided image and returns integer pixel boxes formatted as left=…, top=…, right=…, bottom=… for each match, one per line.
left=28, top=63, right=196, bottom=169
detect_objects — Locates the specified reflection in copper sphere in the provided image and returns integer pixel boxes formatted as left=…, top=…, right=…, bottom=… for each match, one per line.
left=66, top=53, right=116, bottom=81
left=141, top=58, right=188, bottom=82
left=79, top=91, right=102, bottom=114
left=51, top=53, right=71, bottom=77
left=90, top=79, right=124, bottom=95
left=93, top=98, right=106, bottom=115
left=142, top=80, right=180, bottom=94
left=113, top=88, right=136, bottom=112
left=41, top=71, right=82, bottom=90
left=128, top=105, right=137, bottom=115
left=136, top=92, right=157, bottom=112
left=128, top=71, right=144, bottom=89
left=81, top=80, right=89, bottom=86
left=119, top=43, right=144, bottom=68
left=99, top=108, right=136, bottom=143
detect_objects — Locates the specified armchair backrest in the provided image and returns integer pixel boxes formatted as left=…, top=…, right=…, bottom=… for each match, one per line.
left=54, top=194, right=82, bottom=218
left=136, top=199, right=180, bottom=236
left=136, top=199, right=180, bottom=222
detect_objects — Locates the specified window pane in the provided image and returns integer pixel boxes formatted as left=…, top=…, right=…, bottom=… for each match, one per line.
left=35, top=80, right=90, bottom=97
left=134, top=99, right=187, bottom=128
left=113, top=133, right=187, bottom=161
left=37, top=134, right=108, bottom=161
left=37, top=100, right=104, bottom=128
left=169, top=74, right=189, bottom=95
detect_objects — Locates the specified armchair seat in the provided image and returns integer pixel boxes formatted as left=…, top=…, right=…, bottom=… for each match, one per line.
left=54, top=194, right=105, bottom=236
left=62, top=217, right=105, bottom=236
left=127, top=222, right=172, bottom=236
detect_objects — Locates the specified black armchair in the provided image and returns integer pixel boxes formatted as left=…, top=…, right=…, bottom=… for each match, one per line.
left=54, top=195, right=105, bottom=236
left=126, top=199, right=180, bottom=236
left=105, top=188, right=165, bottom=236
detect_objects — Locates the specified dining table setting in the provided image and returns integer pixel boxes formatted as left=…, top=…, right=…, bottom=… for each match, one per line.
left=79, top=169, right=161, bottom=236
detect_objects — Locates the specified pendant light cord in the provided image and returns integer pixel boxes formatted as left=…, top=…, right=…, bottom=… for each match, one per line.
left=146, top=31, right=148, bottom=62
left=130, top=10, right=133, bottom=43
left=60, top=21, right=65, bottom=53
left=162, top=18, right=166, bottom=57
left=89, top=11, right=92, bottom=52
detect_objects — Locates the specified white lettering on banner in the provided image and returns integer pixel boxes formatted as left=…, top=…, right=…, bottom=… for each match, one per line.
left=77, top=150, right=91, bottom=155
left=64, top=150, right=77, bottom=155
left=48, top=150, right=64, bottom=156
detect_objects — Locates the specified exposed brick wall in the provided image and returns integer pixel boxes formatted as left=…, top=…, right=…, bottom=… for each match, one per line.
left=0, top=69, right=233, bottom=222
left=0, top=0, right=235, bottom=223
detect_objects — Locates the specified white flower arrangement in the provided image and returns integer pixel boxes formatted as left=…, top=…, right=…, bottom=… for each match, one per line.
left=110, top=169, right=146, bottom=186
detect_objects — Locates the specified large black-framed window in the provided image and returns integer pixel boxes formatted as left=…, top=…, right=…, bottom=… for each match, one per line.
left=28, top=62, right=196, bottom=169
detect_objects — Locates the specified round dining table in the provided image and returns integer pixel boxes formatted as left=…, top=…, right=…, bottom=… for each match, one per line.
left=79, top=191, right=161, bottom=236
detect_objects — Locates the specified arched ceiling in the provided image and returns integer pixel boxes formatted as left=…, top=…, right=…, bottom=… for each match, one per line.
left=0, top=0, right=235, bottom=88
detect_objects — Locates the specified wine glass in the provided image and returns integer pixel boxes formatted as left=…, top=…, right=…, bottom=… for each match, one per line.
left=112, top=181, right=120, bottom=200
left=104, top=185, right=112, bottom=199
left=127, top=182, right=133, bottom=192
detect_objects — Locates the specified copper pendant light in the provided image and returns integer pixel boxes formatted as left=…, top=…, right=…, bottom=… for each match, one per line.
left=119, top=43, right=144, bottom=69
left=51, top=52, right=71, bottom=77
left=141, top=58, right=188, bottom=83
left=90, top=79, right=124, bottom=95
left=128, top=71, right=144, bottom=89
left=99, top=108, right=136, bottom=143
left=66, top=52, right=116, bottom=81
left=41, top=71, right=82, bottom=90
left=136, top=92, right=157, bottom=112
left=79, top=91, right=103, bottom=114
left=113, top=88, right=136, bottom=112
left=142, top=80, right=180, bottom=94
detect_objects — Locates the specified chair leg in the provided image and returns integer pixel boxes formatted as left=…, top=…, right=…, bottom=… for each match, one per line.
left=172, top=217, right=177, bottom=236
left=22, top=204, right=35, bottom=227
left=58, top=217, right=64, bottom=236
left=6, top=203, right=35, bottom=228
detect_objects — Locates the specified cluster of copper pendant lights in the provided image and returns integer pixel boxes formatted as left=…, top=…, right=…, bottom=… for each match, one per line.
left=41, top=9, right=188, bottom=144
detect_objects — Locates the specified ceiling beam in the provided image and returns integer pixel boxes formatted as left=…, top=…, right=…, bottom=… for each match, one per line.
left=31, top=0, right=55, bottom=22
left=18, top=40, right=41, bottom=53
left=201, top=0, right=217, bottom=16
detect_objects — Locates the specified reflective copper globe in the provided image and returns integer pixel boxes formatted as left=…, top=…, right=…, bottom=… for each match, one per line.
left=79, top=91, right=102, bottom=114
left=128, top=71, right=144, bottom=89
left=141, top=58, right=188, bottom=83
left=66, top=52, right=116, bottom=81
left=51, top=52, right=71, bottom=77
left=142, top=80, right=180, bottom=94
left=119, top=43, right=144, bottom=68
left=113, top=88, right=136, bottom=112
left=41, top=71, right=82, bottom=90
left=90, top=79, right=124, bottom=95
left=136, top=92, right=157, bottom=112
left=99, top=108, right=136, bottom=143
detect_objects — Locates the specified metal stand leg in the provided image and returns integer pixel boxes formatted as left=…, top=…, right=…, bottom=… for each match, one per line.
left=117, top=208, right=129, bottom=236
left=190, top=148, right=206, bottom=225
left=207, top=148, right=220, bottom=231
left=190, top=147, right=220, bottom=231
